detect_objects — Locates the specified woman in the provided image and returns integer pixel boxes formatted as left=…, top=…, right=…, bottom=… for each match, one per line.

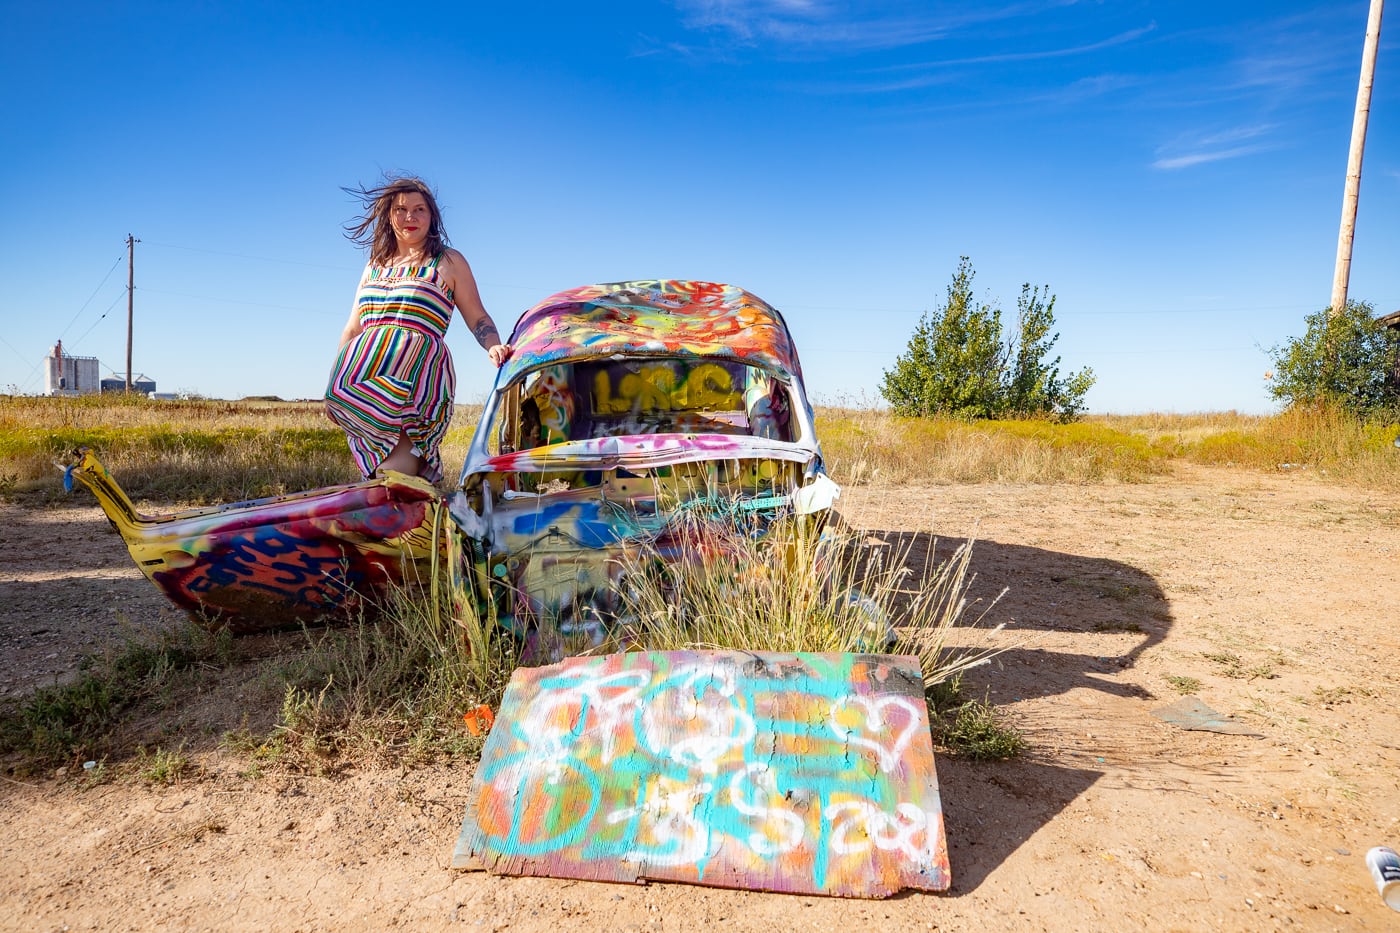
left=325, top=176, right=510, bottom=482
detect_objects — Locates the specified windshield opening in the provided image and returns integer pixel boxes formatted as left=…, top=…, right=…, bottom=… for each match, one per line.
left=490, top=358, right=795, bottom=455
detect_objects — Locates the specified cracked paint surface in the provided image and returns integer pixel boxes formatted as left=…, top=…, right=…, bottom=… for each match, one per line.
left=454, top=650, right=949, bottom=898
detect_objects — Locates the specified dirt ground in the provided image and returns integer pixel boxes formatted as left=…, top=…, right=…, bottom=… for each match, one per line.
left=2, top=463, right=1398, bottom=931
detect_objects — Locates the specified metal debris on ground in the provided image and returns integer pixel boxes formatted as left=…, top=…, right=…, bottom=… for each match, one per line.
left=1150, top=696, right=1263, bottom=736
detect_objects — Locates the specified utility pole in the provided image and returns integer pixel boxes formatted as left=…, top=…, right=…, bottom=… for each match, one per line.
left=125, top=233, right=138, bottom=392
left=1330, top=0, right=1385, bottom=316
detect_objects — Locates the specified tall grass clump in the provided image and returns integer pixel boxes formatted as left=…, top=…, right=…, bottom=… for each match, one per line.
left=263, top=538, right=517, bottom=769
left=1090, top=405, right=1400, bottom=489
left=615, top=512, right=1008, bottom=690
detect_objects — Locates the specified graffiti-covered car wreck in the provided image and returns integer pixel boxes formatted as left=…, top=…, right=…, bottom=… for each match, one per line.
left=448, top=280, right=839, bottom=657
left=67, top=280, right=840, bottom=649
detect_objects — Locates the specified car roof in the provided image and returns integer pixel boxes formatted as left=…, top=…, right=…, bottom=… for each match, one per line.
left=497, top=280, right=805, bottom=385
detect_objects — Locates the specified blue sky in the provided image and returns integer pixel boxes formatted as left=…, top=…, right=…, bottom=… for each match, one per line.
left=2, top=1, right=1396, bottom=413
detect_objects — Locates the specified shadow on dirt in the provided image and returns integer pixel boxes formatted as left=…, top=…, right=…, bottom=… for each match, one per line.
left=939, top=756, right=1105, bottom=895
left=886, top=530, right=1171, bottom=700
left=879, top=530, right=1173, bottom=895
left=5, top=512, right=1168, bottom=903
left=0, top=506, right=179, bottom=700
left=0, top=506, right=135, bottom=576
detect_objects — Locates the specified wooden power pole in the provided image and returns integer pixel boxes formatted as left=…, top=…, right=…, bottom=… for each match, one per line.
left=125, top=233, right=137, bottom=392
left=1331, top=0, right=1385, bottom=316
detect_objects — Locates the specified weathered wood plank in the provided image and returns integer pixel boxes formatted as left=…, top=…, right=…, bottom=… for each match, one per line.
left=452, top=650, right=950, bottom=898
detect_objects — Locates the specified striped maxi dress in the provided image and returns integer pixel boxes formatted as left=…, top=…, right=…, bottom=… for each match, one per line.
left=324, top=254, right=458, bottom=483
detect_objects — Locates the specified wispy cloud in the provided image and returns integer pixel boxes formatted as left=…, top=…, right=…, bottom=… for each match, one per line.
left=888, top=22, right=1157, bottom=70
left=1145, top=10, right=1356, bottom=110
left=665, top=0, right=1160, bottom=105
left=673, top=0, right=950, bottom=52
left=841, top=23, right=1156, bottom=95
left=1152, top=146, right=1269, bottom=170
left=670, top=0, right=1096, bottom=55
left=1151, top=124, right=1278, bottom=171
left=1026, top=72, right=1144, bottom=106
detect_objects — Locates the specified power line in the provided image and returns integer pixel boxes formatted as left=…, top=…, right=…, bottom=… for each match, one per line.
left=783, top=302, right=1330, bottom=317
left=1058, top=308, right=1310, bottom=319
left=135, top=287, right=336, bottom=316
left=804, top=344, right=1256, bottom=356
left=67, top=291, right=128, bottom=353
left=3, top=350, right=43, bottom=394
left=0, top=333, right=34, bottom=367
left=1072, top=346, right=1253, bottom=356
left=143, top=240, right=546, bottom=295
left=143, top=240, right=357, bottom=272
left=56, top=252, right=125, bottom=342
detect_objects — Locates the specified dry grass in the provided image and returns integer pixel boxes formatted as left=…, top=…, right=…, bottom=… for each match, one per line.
left=0, top=395, right=480, bottom=502
left=614, top=513, right=1008, bottom=690
left=816, top=407, right=1173, bottom=485
left=264, top=580, right=515, bottom=771
left=816, top=404, right=1400, bottom=490
left=8, top=395, right=1398, bottom=500
left=0, top=578, right=515, bottom=774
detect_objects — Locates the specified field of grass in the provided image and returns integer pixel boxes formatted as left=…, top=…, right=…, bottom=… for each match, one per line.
left=5, top=394, right=1398, bottom=504
left=816, top=404, right=1400, bottom=489
left=0, top=394, right=480, bottom=502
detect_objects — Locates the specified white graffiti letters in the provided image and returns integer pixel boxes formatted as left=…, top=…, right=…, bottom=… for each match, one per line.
left=827, top=695, right=921, bottom=773
left=728, top=763, right=805, bottom=857
left=825, top=801, right=938, bottom=863
left=640, top=661, right=757, bottom=774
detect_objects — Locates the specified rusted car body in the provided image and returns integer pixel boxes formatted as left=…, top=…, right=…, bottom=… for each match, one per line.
left=448, top=280, right=838, bottom=656
left=69, top=280, right=838, bottom=645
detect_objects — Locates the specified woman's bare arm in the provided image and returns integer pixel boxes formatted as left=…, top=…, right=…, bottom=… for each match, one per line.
left=335, top=266, right=371, bottom=350
left=442, top=249, right=511, bottom=367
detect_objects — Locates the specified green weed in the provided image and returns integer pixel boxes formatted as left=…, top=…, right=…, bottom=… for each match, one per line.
left=0, top=625, right=230, bottom=770
left=935, top=698, right=1026, bottom=760
left=1092, top=620, right=1144, bottom=633
left=1203, top=651, right=1245, bottom=678
left=137, top=743, right=194, bottom=785
left=923, top=675, right=1025, bottom=760
left=1311, top=685, right=1373, bottom=705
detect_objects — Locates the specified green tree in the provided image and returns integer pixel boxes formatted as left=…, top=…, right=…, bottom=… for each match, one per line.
left=1267, top=300, right=1400, bottom=418
left=881, top=257, right=1095, bottom=421
left=879, top=257, right=1005, bottom=418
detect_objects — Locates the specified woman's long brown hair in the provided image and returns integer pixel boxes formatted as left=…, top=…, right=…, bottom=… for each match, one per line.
left=342, top=175, right=449, bottom=266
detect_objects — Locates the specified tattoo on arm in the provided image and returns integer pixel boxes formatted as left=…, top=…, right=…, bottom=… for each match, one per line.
left=472, top=321, right=499, bottom=346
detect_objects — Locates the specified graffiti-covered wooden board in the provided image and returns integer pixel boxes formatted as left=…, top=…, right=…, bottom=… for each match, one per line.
left=452, top=650, right=950, bottom=898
